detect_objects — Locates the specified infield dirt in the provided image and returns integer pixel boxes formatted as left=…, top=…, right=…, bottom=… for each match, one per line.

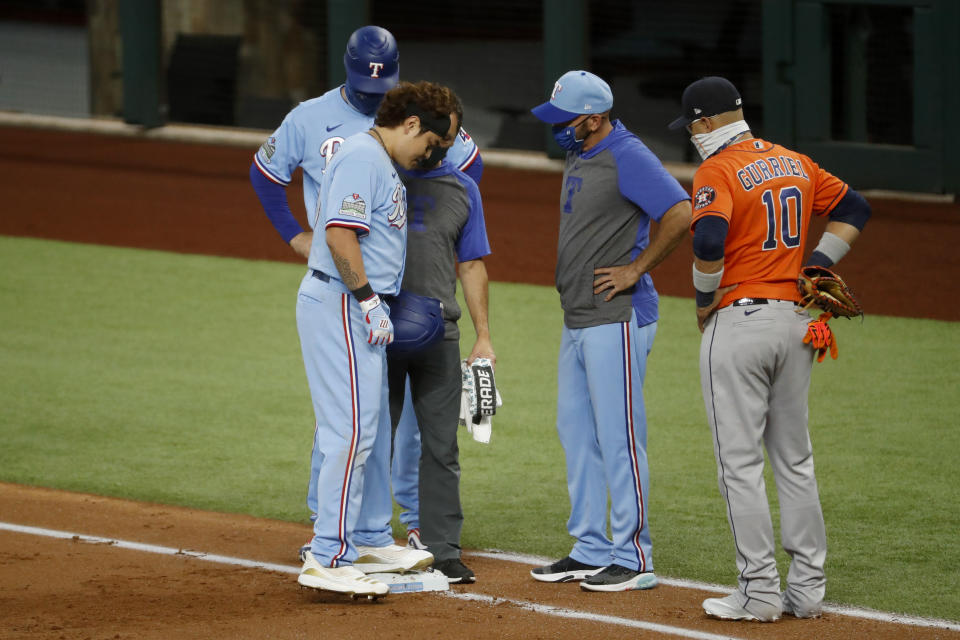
left=3, top=483, right=958, bottom=640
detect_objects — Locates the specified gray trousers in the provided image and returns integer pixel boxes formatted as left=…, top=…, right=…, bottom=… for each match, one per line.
left=699, top=301, right=827, bottom=619
left=387, top=339, right=463, bottom=562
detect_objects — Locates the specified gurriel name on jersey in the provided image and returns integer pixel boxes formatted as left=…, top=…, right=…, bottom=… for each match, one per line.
left=736, top=154, right=810, bottom=191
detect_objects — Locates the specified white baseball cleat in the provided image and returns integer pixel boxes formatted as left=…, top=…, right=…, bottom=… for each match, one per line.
left=782, top=592, right=823, bottom=619
left=354, top=544, right=433, bottom=574
left=702, top=594, right=780, bottom=622
left=298, top=551, right=388, bottom=597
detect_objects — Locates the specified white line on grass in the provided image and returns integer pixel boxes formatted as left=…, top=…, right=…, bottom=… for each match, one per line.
left=2, top=522, right=958, bottom=634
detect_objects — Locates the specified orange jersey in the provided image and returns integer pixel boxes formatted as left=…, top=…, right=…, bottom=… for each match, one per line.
left=691, top=138, right=848, bottom=308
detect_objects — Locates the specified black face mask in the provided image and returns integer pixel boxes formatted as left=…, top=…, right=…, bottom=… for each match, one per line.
left=344, top=83, right=384, bottom=115
left=416, top=145, right=450, bottom=170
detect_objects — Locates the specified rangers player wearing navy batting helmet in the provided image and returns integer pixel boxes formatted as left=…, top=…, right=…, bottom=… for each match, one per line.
left=250, top=25, right=481, bottom=260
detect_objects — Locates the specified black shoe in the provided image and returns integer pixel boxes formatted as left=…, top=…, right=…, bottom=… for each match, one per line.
left=580, top=563, right=658, bottom=592
left=530, top=556, right=604, bottom=583
left=433, top=558, right=476, bottom=584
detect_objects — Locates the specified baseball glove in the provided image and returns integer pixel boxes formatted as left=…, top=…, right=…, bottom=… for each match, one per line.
left=797, top=266, right=863, bottom=319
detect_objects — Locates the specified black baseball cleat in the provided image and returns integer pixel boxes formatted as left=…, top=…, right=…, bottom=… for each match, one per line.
left=530, top=556, right=604, bottom=583
left=580, top=563, right=658, bottom=592
left=432, top=558, right=476, bottom=584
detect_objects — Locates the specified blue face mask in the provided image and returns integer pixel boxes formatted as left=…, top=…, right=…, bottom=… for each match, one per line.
left=551, top=119, right=586, bottom=151
left=344, top=83, right=384, bottom=115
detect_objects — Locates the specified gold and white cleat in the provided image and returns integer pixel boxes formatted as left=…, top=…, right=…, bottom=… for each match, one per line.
left=355, top=544, right=433, bottom=574
left=298, top=551, right=389, bottom=598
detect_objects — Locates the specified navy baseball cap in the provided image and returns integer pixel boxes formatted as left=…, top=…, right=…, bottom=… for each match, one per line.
left=668, top=76, right=743, bottom=130
left=531, top=70, right=613, bottom=124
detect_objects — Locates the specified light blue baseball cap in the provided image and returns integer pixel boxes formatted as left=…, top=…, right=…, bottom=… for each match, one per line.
left=531, top=70, right=614, bottom=124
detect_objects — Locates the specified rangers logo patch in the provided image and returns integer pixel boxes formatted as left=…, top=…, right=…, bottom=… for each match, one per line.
left=259, top=137, right=277, bottom=163
left=339, top=193, right=367, bottom=219
left=694, top=185, right=716, bottom=210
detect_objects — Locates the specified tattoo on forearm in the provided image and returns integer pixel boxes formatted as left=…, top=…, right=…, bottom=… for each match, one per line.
left=331, top=249, right=361, bottom=289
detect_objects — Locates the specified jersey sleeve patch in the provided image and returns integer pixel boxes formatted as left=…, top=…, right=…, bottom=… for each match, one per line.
left=694, top=185, right=717, bottom=210
left=253, top=135, right=290, bottom=185
left=259, top=136, right=277, bottom=163
left=338, top=193, right=367, bottom=219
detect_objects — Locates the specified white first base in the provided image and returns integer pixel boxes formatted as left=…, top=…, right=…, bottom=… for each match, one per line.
left=367, top=569, right=449, bottom=593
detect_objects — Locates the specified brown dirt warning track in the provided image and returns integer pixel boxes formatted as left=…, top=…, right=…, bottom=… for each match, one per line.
left=1, top=126, right=959, bottom=639
left=1, top=127, right=958, bottom=321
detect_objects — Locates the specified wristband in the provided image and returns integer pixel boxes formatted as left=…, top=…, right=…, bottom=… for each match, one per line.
left=351, top=283, right=375, bottom=302
left=693, top=264, right=724, bottom=308
left=692, top=264, right=723, bottom=293
left=809, top=231, right=850, bottom=266
left=806, top=250, right=834, bottom=268
left=695, top=290, right=715, bottom=308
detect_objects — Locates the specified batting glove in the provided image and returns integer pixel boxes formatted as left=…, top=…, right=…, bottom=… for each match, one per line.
left=359, top=294, right=393, bottom=346
left=803, top=312, right=838, bottom=362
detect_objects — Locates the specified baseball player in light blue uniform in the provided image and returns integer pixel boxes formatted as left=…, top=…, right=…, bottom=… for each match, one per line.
left=249, top=27, right=482, bottom=558
left=298, top=129, right=406, bottom=565
left=529, top=71, right=692, bottom=591
left=295, top=81, right=460, bottom=597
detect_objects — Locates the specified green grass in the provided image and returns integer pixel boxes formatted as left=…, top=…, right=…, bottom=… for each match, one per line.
left=2, top=235, right=958, bottom=621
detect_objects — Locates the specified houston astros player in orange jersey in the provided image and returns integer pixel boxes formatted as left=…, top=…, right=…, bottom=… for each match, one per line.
left=669, top=76, right=871, bottom=622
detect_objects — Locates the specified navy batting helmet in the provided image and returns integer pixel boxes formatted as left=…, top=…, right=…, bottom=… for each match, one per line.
left=343, top=25, right=399, bottom=94
left=386, top=290, right=444, bottom=354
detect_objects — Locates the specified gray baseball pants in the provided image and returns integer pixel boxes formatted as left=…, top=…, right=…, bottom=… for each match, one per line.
left=387, top=339, right=464, bottom=563
left=700, top=300, right=827, bottom=619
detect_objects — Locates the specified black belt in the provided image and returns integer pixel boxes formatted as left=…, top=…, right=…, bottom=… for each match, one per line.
left=312, top=269, right=387, bottom=299
left=731, top=297, right=769, bottom=307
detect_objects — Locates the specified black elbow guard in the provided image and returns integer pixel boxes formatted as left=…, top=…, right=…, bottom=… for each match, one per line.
left=828, top=189, right=871, bottom=230
left=692, top=215, right=729, bottom=261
